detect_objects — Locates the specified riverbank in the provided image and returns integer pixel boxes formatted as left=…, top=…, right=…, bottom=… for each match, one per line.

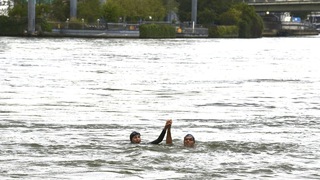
left=2, top=26, right=318, bottom=38
left=42, top=28, right=209, bottom=38
left=263, top=29, right=319, bottom=37
left=42, top=28, right=319, bottom=38
left=45, top=29, right=140, bottom=38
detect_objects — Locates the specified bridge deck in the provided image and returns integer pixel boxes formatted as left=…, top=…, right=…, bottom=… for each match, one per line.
left=248, top=1, right=320, bottom=12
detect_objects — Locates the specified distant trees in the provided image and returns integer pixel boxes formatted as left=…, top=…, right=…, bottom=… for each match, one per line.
left=3, top=0, right=263, bottom=37
left=77, top=0, right=101, bottom=22
left=235, top=4, right=264, bottom=38
left=177, top=0, right=263, bottom=38
left=76, top=0, right=176, bottom=23
left=0, top=15, right=27, bottom=35
left=101, top=0, right=167, bottom=22
left=101, top=0, right=122, bottom=22
left=177, top=0, right=243, bottom=24
left=6, top=0, right=178, bottom=23
left=8, top=1, right=50, bottom=19
left=8, top=1, right=28, bottom=18
left=51, top=0, right=69, bottom=21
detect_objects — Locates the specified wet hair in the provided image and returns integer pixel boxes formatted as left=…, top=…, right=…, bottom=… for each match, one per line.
left=184, top=134, right=195, bottom=142
left=130, top=131, right=140, bottom=142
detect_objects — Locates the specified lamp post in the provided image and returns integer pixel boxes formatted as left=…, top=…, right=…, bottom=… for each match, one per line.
left=66, top=18, right=69, bottom=29
left=82, top=18, right=84, bottom=29
left=97, top=19, right=100, bottom=29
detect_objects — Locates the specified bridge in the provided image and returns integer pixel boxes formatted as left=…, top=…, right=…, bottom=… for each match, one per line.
left=247, top=0, right=320, bottom=12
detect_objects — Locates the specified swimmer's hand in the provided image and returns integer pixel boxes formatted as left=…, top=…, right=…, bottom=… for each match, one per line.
left=164, top=119, right=172, bottom=130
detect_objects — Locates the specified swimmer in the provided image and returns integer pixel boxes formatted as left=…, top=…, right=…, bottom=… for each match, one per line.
left=183, top=134, right=195, bottom=147
left=163, top=121, right=195, bottom=147
left=130, top=119, right=172, bottom=144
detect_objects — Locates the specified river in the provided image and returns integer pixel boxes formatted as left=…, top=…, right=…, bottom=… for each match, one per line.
left=0, top=36, right=319, bottom=179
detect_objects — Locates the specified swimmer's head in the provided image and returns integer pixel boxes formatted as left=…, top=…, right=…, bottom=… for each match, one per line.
left=130, top=131, right=141, bottom=144
left=184, top=134, right=195, bottom=147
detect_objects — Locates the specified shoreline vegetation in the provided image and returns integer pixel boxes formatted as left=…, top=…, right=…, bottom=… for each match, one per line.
left=0, top=15, right=318, bottom=38
left=1, top=21, right=317, bottom=39
left=0, top=0, right=318, bottom=38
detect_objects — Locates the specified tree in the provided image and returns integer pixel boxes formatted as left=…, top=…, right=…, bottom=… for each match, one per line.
left=36, top=4, right=51, bottom=19
left=8, top=1, right=28, bottom=18
left=163, top=0, right=179, bottom=16
left=176, top=0, right=243, bottom=24
left=51, top=0, right=69, bottom=21
left=234, top=3, right=263, bottom=38
left=198, top=8, right=217, bottom=25
left=219, top=8, right=241, bottom=25
left=78, top=0, right=101, bottom=23
left=103, top=0, right=167, bottom=22
left=143, top=0, right=166, bottom=21
left=176, top=0, right=190, bottom=22
left=101, top=0, right=122, bottom=22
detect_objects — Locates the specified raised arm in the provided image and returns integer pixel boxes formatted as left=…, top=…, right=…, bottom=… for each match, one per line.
left=149, top=120, right=172, bottom=144
left=166, top=124, right=172, bottom=144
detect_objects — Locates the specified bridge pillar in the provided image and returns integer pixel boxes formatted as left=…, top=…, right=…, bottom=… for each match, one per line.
left=70, top=0, right=77, bottom=20
left=28, top=0, right=35, bottom=35
left=192, top=0, right=197, bottom=24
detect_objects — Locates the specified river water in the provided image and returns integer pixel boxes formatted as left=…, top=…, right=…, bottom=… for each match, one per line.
left=0, top=36, right=319, bottom=179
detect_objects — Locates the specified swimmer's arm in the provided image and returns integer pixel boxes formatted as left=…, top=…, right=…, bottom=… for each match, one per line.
left=166, top=125, right=172, bottom=144
left=149, top=128, right=166, bottom=144
left=149, top=120, right=172, bottom=144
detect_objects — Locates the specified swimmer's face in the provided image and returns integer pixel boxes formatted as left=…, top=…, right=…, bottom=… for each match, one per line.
left=131, top=135, right=141, bottom=144
left=184, top=136, right=195, bottom=147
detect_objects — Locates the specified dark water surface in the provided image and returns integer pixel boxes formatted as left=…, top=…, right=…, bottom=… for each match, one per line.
left=0, top=36, right=319, bottom=179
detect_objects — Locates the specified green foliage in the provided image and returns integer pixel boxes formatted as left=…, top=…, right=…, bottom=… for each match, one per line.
left=36, top=4, right=51, bottom=18
left=78, top=0, right=101, bottom=23
left=177, top=0, right=243, bottom=23
left=238, top=20, right=249, bottom=38
left=210, top=3, right=263, bottom=38
left=106, top=0, right=167, bottom=22
left=176, top=0, right=190, bottom=22
left=38, top=18, right=52, bottom=32
left=0, top=16, right=27, bottom=35
left=219, top=8, right=241, bottom=26
left=101, top=0, right=122, bottom=22
left=51, top=0, right=69, bottom=21
left=139, top=24, right=176, bottom=38
left=8, top=2, right=28, bottom=18
left=234, top=4, right=264, bottom=38
left=144, top=0, right=166, bottom=21
left=163, top=0, right=179, bottom=15
left=9, top=2, right=51, bottom=18
left=7, top=0, right=178, bottom=25
left=208, top=25, right=238, bottom=38
left=198, top=8, right=216, bottom=25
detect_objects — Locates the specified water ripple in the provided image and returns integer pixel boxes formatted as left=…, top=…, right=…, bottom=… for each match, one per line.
left=0, top=37, right=319, bottom=179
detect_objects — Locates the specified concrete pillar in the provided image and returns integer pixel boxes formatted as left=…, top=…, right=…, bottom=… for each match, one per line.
left=70, top=0, right=77, bottom=20
left=191, top=0, right=197, bottom=25
left=28, top=0, right=35, bottom=35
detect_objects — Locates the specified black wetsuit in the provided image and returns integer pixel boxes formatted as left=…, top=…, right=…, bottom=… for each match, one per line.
left=149, top=128, right=166, bottom=144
